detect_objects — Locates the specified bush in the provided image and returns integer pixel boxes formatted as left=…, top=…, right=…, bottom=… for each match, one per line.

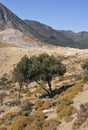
left=82, top=60, right=88, bottom=83
left=43, top=119, right=61, bottom=130
left=73, top=103, right=88, bottom=129
left=4, top=111, right=17, bottom=121
left=8, top=116, right=32, bottom=130
left=35, top=99, right=44, bottom=111
left=56, top=101, right=76, bottom=121
left=21, top=99, right=33, bottom=111
left=83, top=75, right=88, bottom=82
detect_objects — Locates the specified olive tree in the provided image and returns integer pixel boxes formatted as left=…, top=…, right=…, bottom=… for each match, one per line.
left=12, top=55, right=29, bottom=98
left=27, top=53, right=66, bottom=94
left=12, top=53, right=66, bottom=96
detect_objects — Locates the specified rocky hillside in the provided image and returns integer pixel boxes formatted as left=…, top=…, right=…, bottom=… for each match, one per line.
left=0, top=3, right=88, bottom=48
left=0, top=46, right=87, bottom=77
left=24, top=20, right=76, bottom=47
left=0, top=3, right=34, bottom=35
left=24, top=20, right=88, bottom=48
left=0, top=46, right=88, bottom=130
left=60, top=30, right=88, bottom=48
left=0, top=29, right=44, bottom=47
left=0, top=3, right=45, bottom=47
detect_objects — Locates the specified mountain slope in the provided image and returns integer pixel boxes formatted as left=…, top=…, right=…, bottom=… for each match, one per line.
left=24, top=20, right=88, bottom=48
left=0, top=3, right=78, bottom=48
left=0, top=3, right=44, bottom=47
left=0, top=3, right=33, bottom=36
left=0, top=29, right=43, bottom=47
left=0, top=3, right=88, bottom=48
left=60, top=30, right=88, bottom=48
left=24, top=20, right=78, bottom=47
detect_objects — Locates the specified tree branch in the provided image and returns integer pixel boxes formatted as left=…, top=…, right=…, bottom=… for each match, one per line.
left=36, top=81, right=50, bottom=94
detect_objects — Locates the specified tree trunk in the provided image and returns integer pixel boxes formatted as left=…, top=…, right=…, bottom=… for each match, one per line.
left=18, top=83, right=22, bottom=99
left=48, top=81, right=52, bottom=93
left=36, top=81, right=50, bottom=95
left=0, top=99, right=3, bottom=106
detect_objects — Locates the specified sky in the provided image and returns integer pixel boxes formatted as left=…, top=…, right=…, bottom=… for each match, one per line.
left=0, top=0, right=88, bottom=32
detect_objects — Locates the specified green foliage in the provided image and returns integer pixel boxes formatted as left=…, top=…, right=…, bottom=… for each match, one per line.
left=83, top=75, right=88, bottom=82
left=27, top=55, right=41, bottom=82
left=75, top=75, right=82, bottom=81
left=82, top=60, right=88, bottom=82
left=27, top=53, right=66, bottom=94
left=12, top=53, right=66, bottom=95
left=37, top=53, right=66, bottom=81
left=12, top=55, right=29, bottom=83
left=21, top=99, right=33, bottom=111
left=0, top=74, right=10, bottom=89
left=82, top=60, right=88, bottom=72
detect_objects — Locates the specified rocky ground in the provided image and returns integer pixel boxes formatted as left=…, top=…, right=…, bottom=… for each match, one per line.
left=0, top=46, right=88, bottom=130
left=0, top=45, right=88, bottom=77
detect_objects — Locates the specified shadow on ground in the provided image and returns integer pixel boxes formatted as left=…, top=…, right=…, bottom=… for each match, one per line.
left=39, top=83, right=75, bottom=98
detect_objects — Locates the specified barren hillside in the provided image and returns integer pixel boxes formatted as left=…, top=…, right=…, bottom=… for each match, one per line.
left=0, top=46, right=88, bottom=77
left=0, top=46, right=88, bottom=130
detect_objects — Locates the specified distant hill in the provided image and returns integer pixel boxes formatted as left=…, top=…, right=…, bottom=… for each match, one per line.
left=0, top=3, right=44, bottom=47
left=24, top=20, right=77, bottom=47
left=24, top=20, right=88, bottom=48
left=0, top=3, right=88, bottom=48
left=60, top=30, right=88, bottom=48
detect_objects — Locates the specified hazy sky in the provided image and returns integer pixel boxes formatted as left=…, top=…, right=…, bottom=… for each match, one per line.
left=0, top=0, right=88, bottom=32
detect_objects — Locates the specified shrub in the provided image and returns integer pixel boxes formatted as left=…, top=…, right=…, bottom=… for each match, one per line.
left=35, top=99, right=44, bottom=110
left=75, top=75, right=82, bottom=81
left=43, top=119, right=61, bottom=130
left=83, top=75, right=88, bottom=83
left=18, top=111, right=45, bottom=130
left=59, top=105, right=76, bottom=117
left=73, top=103, right=88, bottom=129
left=8, top=116, right=31, bottom=130
left=4, top=111, right=17, bottom=121
left=21, top=99, right=33, bottom=112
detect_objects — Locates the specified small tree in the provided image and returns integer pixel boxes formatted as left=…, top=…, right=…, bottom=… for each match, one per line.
left=82, top=60, right=88, bottom=74
left=12, top=55, right=29, bottom=98
left=0, top=74, right=10, bottom=89
left=82, top=60, right=88, bottom=82
left=12, top=54, right=66, bottom=96
left=28, top=53, right=66, bottom=95
left=0, top=90, right=6, bottom=105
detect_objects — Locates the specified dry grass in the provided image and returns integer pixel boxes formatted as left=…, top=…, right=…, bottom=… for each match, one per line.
left=43, top=119, right=61, bottom=130
left=8, top=116, right=31, bottom=130
left=62, top=81, right=83, bottom=100
left=0, top=46, right=88, bottom=129
left=73, top=103, right=88, bottom=129
left=35, top=99, right=45, bottom=111
left=0, top=126, right=7, bottom=130
left=56, top=81, right=83, bottom=122
left=56, top=101, right=76, bottom=122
